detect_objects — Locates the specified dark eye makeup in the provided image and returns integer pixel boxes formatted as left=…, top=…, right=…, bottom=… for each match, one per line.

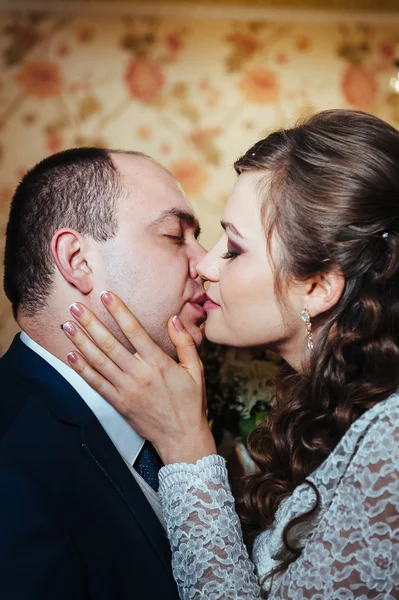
left=221, top=241, right=241, bottom=260
left=221, top=250, right=238, bottom=259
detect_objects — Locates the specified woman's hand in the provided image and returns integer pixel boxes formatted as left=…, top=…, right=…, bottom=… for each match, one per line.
left=62, top=291, right=216, bottom=465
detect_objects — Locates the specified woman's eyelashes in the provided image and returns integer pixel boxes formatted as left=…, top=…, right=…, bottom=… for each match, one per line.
left=221, top=242, right=241, bottom=260
left=221, top=250, right=238, bottom=259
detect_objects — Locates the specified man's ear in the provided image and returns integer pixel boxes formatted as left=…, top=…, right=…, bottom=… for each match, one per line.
left=304, top=267, right=344, bottom=319
left=50, top=228, right=93, bottom=294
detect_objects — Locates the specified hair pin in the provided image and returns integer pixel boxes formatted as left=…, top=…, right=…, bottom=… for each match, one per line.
left=382, top=232, right=389, bottom=239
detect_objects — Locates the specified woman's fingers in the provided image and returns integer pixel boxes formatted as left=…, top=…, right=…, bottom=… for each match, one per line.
left=68, top=302, right=134, bottom=372
left=62, top=293, right=214, bottom=463
left=100, top=291, right=165, bottom=362
left=66, top=350, right=120, bottom=402
left=62, top=320, right=123, bottom=385
left=167, top=315, right=203, bottom=382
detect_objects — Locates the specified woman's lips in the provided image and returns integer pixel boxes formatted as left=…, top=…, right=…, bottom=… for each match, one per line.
left=203, top=299, right=220, bottom=311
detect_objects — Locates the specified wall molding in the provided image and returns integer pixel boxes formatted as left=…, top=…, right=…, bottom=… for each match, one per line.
left=1, top=0, right=399, bottom=24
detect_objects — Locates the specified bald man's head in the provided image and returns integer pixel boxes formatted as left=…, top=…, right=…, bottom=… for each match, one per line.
left=5, top=146, right=206, bottom=358
left=4, top=147, right=179, bottom=319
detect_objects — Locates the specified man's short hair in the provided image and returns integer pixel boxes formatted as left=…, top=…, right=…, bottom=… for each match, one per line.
left=3, top=147, right=124, bottom=319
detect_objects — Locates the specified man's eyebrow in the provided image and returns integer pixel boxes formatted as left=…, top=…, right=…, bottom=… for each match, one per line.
left=148, top=208, right=201, bottom=239
left=221, top=221, right=246, bottom=240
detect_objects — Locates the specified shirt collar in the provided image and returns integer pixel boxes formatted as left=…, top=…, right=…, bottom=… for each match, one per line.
left=20, top=331, right=144, bottom=466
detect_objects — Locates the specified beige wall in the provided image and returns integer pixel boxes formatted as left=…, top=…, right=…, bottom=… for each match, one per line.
left=1, top=8, right=399, bottom=353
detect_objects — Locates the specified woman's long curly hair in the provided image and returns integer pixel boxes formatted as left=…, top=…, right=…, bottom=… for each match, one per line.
left=234, top=109, right=399, bottom=584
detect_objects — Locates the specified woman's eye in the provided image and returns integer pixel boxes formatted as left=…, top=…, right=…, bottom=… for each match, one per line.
left=221, top=250, right=239, bottom=260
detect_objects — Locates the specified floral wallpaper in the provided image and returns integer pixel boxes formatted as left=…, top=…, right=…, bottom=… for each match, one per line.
left=0, top=10, right=399, bottom=360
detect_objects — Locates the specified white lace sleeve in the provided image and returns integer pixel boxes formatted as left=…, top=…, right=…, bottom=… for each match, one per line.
left=158, top=399, right=399, bottom=600
left=272, top=406, right=399, bottom=600
left=158, top=454, right=261, bottom=599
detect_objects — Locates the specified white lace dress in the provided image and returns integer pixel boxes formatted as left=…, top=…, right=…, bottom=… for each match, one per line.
left=158, top=393, right=399, bottom=599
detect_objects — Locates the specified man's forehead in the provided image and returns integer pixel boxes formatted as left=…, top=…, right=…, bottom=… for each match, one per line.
left=112, top=153, right=200, bottom=234
left=112, top=152, right=188, bottom=209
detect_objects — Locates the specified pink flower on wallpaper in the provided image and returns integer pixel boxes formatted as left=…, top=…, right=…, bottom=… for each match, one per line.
left=225, top=33, right=260, bottom=58
left=17, top=59, right=64, bottom=99
left=341, top=66, right=379, bottom=110
left=379, top=42, right=395, bottom=60
left=165, top=33, right=184, bottom=54
left=169, top=160, right=209, bottom=195
left=163, top=33, right=185, bottom=64
left=190, top=128, right=220, bottom=151
left=189, top=128, right=222, bottom=165
left=47, top=134, right=64, bottom=154
left=275, top=52, right=288, bottom=65
left=0, top=187, right=13, bottom=204
left=124, top=58, right=165, bottom=103
left=379, top=42, right=396, bottom=69
left=57, top=43, right=70, bottom=58
left=69, top=82, right=90, bottom=93
left=199, top=79, right=210, bottom=91
left=295, top=36, right=311, bottom=52
left=160, top=142, right=171, bottom=155
left=239, top=68, right=280, bottom=105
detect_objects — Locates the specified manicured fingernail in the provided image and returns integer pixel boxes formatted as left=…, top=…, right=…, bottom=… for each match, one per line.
left=63, top=321, right=77, bottom=336
left=67, top=352, right=78, bottom=364
left=101, top=290, right=113, bottom=305
left=70, top=303, right=84, bottom=318
left=172, top=315, right=184, bottom=331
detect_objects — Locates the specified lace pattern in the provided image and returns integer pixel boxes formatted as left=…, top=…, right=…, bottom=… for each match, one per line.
left=159, top=455, right=260, bottom=598
left=159, top=394, right=399, bottom=599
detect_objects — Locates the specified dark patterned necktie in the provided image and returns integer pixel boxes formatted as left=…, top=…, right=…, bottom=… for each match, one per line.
left=134, top=440, right=163, bottom=492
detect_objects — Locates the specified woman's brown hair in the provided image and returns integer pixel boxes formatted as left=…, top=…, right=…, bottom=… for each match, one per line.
left=235, top=110, right=399, bottom=584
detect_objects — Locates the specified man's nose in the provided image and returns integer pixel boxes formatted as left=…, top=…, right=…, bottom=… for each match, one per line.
left=189, top=243, right=207, bottom=279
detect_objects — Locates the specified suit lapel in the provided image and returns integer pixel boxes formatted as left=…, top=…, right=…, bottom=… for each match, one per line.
left=81, top=412, right=173, bottom=578
left=1, top=335, right=174, bottom=582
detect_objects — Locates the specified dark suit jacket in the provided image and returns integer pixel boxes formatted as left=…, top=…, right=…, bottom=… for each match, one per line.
left=0, top=335, right=180, bottom=599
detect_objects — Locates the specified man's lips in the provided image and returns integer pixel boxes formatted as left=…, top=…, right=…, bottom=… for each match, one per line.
left=189, top=293, right=208, bottom=318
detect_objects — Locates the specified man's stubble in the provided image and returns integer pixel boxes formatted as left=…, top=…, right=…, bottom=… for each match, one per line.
left=103, top=250, right=178, bottom=360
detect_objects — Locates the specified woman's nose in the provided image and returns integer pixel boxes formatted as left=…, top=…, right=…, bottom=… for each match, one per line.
left=196, top=250, right=219, bottom=282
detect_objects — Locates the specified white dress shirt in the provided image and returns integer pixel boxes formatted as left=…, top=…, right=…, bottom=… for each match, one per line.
left=20, top=331, right=165, bottom=527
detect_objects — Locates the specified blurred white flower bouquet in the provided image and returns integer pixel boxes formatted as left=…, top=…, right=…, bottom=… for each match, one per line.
left=201, top=340, right=281, bottom=473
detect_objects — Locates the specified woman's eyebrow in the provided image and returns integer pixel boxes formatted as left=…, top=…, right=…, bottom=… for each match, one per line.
left=221, top=221, right=247, bottom=240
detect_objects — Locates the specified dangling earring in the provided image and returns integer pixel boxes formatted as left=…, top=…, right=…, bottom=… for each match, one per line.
left=301, top=308, right=314, bottom=353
